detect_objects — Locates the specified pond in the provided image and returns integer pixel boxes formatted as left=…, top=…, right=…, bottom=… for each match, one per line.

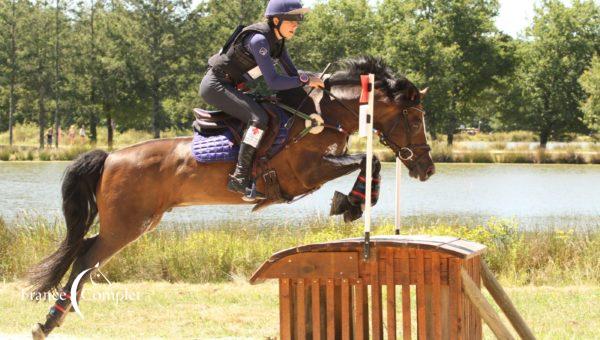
left=1, top=162, right=599, bottom=230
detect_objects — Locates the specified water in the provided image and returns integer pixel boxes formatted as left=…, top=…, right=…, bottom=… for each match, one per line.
left=0, top=162, right=599, bottom=229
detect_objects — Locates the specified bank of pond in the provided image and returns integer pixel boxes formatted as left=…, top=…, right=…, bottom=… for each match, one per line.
left=1, top=142, right=599, bottom=164
left=0, top=217, right=598, bottom=286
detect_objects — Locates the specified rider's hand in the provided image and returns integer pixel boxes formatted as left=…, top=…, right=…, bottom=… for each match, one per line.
left=308, top=77, right=325, bottom=89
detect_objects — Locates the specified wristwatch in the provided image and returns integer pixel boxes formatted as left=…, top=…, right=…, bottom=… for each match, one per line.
left=299, top=73, right=309, bottom=85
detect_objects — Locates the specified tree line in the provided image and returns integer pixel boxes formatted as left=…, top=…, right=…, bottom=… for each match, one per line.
left=0, top=0, right=598, bottom=148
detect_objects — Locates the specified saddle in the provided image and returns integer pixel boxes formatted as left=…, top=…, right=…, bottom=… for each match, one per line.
left=192, top=98, right=289, bottom=160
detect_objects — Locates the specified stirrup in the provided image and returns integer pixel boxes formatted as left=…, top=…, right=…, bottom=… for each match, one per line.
left=242, top=181, right=266, bottom=202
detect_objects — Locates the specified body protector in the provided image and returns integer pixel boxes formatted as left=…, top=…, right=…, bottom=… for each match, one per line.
left=208, top=22, right=285, bottom=84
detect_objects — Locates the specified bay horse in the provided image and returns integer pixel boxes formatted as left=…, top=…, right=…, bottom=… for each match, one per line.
left=29, top=56, right=434, bottom=339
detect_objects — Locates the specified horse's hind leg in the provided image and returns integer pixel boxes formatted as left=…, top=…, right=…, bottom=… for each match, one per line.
left=32, top=210, right=163, bottom=339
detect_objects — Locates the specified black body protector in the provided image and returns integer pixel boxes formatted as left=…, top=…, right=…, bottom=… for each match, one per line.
left=208, top=22, right=286, bottom=85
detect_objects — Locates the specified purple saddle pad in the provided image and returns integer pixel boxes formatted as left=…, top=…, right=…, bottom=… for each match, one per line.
left=191, top=107, right=290, bottom=163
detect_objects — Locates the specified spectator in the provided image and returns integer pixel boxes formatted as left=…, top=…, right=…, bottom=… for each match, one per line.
left=79, top=125, right=87, bottom=143
left=46, top=127, right=53, bottom=147
left=68, top=125, right=76, bottom=145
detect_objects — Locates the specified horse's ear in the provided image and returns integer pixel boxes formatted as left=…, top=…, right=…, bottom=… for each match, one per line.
left=408, top=87, right=419, bottom=102
left=420, top=87, right=429, bottom=99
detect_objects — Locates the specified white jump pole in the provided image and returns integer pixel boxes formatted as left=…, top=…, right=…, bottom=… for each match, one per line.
left=359, top=74, right=375, bottom=259
left=395, top=157, right=402, bottom=235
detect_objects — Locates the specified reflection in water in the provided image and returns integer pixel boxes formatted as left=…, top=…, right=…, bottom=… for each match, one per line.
left=1, top=162, right=599, bottom=229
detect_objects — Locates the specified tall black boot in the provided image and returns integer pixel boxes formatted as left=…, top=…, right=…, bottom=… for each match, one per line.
left=227, top=131, right=266, bottom=201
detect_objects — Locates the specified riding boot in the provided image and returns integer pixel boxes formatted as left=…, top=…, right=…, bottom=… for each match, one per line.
left=227, top=126, right=266, bottom=201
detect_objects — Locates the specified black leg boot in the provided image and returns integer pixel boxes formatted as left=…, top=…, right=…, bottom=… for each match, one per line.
left=227, top=137, right=266, bottom=201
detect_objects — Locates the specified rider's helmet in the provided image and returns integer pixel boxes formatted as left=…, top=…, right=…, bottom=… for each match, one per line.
left=265, top=0, right=310, bottom=22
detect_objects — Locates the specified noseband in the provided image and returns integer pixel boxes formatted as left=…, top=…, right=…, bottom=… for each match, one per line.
left=377, top=107, right=431, bottom=161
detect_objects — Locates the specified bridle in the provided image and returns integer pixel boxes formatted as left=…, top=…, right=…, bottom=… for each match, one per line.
left=376, top=106, right=431, bottom=161
left=321, top=85, right=431, bottom=162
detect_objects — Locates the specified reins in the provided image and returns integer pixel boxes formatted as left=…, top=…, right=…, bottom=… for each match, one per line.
left=272, top=80, right=430, bottom=161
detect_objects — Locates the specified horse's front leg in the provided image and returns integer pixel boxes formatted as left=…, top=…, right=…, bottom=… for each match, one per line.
left=298, top=153, right=381, bottom=222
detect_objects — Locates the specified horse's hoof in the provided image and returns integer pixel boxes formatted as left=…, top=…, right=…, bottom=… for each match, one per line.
left=31, top=323, right=46, bottom=340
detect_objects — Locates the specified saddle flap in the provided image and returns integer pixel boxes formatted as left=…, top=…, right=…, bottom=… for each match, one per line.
left=193, top=108, right=231, bottom=123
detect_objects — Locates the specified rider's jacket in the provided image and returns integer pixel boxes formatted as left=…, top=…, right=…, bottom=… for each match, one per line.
left=208, top=23, right=286, bottom=85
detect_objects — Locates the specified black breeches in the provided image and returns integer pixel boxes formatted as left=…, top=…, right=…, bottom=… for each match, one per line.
left=199, top=69, right=269, bottom=129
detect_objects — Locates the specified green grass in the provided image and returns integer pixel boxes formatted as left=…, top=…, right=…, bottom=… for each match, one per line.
left=0, top=281, right=598, bottom=339
left=1, top=216, right=598, bottom=286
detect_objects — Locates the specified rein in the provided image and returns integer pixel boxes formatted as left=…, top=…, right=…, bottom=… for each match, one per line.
left=272, top=78, right=430, bottom=162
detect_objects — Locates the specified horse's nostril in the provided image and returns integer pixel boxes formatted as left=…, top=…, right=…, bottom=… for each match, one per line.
left=426, top=166, right=436, bottom=176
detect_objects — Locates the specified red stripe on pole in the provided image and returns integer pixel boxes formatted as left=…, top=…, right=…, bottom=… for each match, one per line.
left=360, top=75, right=370, bottom=104
left=53, top=304, right=66, bottom=313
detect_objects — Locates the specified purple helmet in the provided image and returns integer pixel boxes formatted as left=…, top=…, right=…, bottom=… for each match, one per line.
left=265, top=0, right=310, bottom=21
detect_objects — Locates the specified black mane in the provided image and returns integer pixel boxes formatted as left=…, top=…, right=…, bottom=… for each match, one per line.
left=329, top=56, right=420, bottom=105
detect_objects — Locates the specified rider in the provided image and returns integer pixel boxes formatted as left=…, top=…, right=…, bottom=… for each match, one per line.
left=200, top=0, right=324, bottom=201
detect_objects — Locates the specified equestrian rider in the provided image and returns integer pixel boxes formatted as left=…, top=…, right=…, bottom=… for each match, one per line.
left=199, top=0, right=324, bottom=201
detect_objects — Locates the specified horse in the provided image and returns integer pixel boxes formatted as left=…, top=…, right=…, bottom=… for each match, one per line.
left=29, top=56, right=435, bottom=339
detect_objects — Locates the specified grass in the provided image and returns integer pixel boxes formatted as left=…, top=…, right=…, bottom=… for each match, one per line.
left=1, top=216, right=598, bottom=286
left=0, top=281, right=598, bottom=338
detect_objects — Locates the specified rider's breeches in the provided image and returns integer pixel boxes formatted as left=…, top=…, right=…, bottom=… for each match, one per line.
left=199, top=68, right=269, bottom=130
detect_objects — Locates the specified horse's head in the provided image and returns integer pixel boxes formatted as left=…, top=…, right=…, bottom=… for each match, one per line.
left=374, top=79, right=435, bottom=181
left=328, top=56, right=435, bottom=181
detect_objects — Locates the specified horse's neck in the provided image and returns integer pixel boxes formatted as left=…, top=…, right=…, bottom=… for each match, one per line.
left=277, top=85, right=360, bottom=134
left=317, top=85, right=361, bottom=134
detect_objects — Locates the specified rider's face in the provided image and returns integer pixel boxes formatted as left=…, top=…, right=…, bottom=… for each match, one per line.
left=274, top=18, right=299, bottom=39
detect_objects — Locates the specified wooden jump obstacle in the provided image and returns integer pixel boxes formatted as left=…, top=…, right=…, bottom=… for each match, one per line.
left=250, top=235, right=535, bottom=340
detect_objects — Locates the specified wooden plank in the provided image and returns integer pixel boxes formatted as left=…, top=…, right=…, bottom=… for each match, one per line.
left=399, top=249, right=412, bottom=340
left=449, top=259, right=462, bottom=340
left=440, top=285, right=450, bottom=340
left=354, top=280, right=365, bottom=340
left=386, top=248, right=397, bottom=340
left=261, top=252, right=359, bottom=280
left=371, top=253, right=383, bottom=340
left=416, top=250, right=427, bottom=340
left=341, top=279, right=351, bottom=340
left=480, top=260, right=535, bottom=340
left=431, top=253, right=442, bottom=340
left=312, top=279, right=321, bottom=340
left=297, top=279, right=307, bottom=340
left=461, top=268, right=515, bottom=340
left=466, top=258, right=474, bottom=339
left=280, top=279, right=293, bottom=340
left=326, top=279, right=335, bottom=340
left=473, top=257, right=482, bottom=339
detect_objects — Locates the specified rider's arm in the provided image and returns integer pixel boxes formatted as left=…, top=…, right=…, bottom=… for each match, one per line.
left=279, top=49, right=299, bottom=76
left=245, top=33, right=304, bottom=90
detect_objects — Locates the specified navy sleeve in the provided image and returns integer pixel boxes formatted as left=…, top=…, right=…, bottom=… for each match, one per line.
left=279, top=49, right=299, bottom=76
left=245, top=33, right=302, bottom=90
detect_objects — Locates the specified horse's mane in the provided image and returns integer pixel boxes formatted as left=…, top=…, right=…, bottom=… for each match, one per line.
left=329, top=56, right=420, bottom=105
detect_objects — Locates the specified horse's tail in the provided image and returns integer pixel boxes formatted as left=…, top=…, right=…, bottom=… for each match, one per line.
left=28, top=149, right=109, bottom=294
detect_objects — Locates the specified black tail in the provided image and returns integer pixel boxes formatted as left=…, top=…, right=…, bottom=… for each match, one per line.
left=28, top=149, right=109, bottom=294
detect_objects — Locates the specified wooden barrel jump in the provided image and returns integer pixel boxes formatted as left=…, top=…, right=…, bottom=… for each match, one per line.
left=250, top=235, right=535, bottom=340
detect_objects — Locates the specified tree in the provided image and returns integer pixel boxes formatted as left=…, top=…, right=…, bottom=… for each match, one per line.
left=120, top=0, right=190, bottom=138
left=19, top=1, right=56, bottom=148
left=289, top=0, right=377, bottom=71
left=375, top=0, right=510, bottom=144
left=0, top=0, right=22, bottom=145
left=511, top=0, right=599, bottom=147
left=579, top=55, right=600, bottom=134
